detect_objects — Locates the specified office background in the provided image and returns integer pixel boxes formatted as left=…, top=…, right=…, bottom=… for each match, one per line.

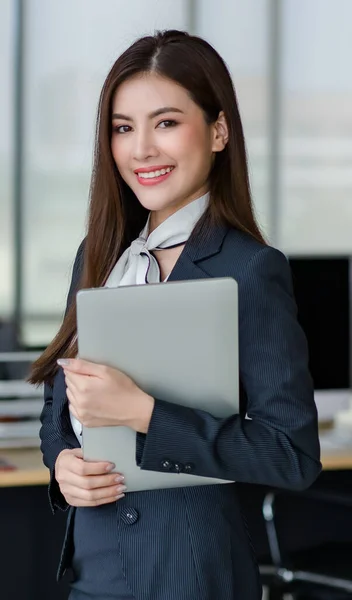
left=1, top=0, right=352, bottom=348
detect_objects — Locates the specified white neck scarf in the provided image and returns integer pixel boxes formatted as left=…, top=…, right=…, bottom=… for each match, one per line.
left=105, top=192, right=209, bottom=287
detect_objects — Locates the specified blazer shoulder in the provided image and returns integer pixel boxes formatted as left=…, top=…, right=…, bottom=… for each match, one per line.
left=223, top=227, right=266, bottom=256
left=207, top=227, right=289, bottom=281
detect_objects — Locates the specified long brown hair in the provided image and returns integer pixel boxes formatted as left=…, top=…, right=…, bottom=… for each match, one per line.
left=29, top=29, right=265, bottom=385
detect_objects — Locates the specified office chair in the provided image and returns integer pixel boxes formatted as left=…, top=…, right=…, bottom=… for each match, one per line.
left=259, top=488, right=352, bottom=599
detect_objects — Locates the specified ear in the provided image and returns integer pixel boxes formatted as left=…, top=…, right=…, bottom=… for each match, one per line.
left=211, top=111, right=229, bottom=153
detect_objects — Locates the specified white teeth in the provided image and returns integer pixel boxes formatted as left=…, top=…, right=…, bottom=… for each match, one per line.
left=138, top=166, right=174, bottom=179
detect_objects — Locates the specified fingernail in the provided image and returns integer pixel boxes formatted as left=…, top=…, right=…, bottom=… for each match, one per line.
left=115, top=475, right=124, bottom=482
left=106, top=464, right=116, bottom=472
left=57, top=358, right=71, bottom=366
left=116, top=493, right=125, bottom=500
left=117, top=485, right=127, bottom=494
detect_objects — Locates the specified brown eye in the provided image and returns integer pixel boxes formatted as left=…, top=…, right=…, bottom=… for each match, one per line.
left=113, top=125, right=131, bottom=134
left=158, top=120, right=177, bottom=129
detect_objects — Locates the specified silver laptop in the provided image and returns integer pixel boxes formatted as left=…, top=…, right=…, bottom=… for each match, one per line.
left=76, top=278, right=239, bottom=492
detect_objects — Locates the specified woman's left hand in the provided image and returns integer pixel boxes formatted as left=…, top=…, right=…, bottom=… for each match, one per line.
left=57, top=358, right=154, bottom=433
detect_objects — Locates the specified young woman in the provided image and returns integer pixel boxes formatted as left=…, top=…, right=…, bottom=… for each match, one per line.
left=30, top=30, right=321, bottom=600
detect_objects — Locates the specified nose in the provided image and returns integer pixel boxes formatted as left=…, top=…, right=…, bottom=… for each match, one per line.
left=132, top=128, right=158, bottom=161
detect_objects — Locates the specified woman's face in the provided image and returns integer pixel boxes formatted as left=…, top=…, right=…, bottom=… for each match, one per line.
left=111, top=72, right=226, bottom=226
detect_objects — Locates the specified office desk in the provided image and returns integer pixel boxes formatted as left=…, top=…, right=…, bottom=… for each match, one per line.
left=320, top=444, right=352, bottom=469
left=321, top=449, right=352, bottom=470
left=0, top=447, right=49, bottom=487
left=320, top=420, right=352, bottom=470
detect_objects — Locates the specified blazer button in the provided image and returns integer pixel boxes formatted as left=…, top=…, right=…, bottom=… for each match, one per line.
left=184, top=463, right=194, bottom=473
left=161, top=459, right=172, bottom=470
left=121, top=507, right=139, bottom=525
left=174, top=462, right=184, bottom=473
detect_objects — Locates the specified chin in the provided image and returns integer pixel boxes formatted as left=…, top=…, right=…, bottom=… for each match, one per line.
left=134, top=190, right=180, bottom=213
left=138, top=200, right=173, bottom=213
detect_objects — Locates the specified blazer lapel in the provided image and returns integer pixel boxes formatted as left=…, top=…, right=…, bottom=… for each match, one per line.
left=168, top=251, right=209, bottom=282
left=168, top=223, right=229, bottom=282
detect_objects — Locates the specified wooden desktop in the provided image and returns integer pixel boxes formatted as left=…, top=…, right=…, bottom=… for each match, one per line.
left=0, top=447, right=49, bottom=487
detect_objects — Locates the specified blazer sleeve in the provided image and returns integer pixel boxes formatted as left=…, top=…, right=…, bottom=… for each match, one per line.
left=39, top=240, right=84, bottom=513
left=40, top=382, right=79, bottom=513
left=136, top=246, right=322, bottom=491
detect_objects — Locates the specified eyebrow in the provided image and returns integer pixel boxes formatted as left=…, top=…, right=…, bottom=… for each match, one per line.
left=111, top=106, right=184, bottom=121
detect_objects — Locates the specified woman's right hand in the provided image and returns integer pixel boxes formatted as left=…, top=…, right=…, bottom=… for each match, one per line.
left=55, top=448, right=126, bottom=507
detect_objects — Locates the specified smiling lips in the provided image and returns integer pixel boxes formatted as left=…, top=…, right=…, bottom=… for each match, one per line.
left=134, top=165, right=175, bottom=186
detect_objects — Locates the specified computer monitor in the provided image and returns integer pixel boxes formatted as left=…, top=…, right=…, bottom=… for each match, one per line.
left=288, top=257, right=351, bottom=420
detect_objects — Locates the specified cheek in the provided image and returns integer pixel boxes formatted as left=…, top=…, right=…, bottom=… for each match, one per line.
left=111, top=138, right=128, bottom=172
left=175, top=127, right=213, bottom=169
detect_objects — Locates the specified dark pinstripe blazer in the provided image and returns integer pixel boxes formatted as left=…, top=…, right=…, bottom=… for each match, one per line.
left=40, top=223, right=321, bottom=599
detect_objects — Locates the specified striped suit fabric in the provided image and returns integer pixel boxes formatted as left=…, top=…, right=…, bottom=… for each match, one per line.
left=40, top=223, right=321, bottom=599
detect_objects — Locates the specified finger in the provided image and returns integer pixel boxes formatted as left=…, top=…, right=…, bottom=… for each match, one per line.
left=57, top=358, right=103, bottom=377
left=60, top=471, right=126, bottom=491
left=65, top=375, right=87, bottom=401
left=56, top=450, right=118, bottom=480
left=64, top=371, right=80, bottom=390
left=66, top=388, right=80, bottom=416
left=72, top=448, right=83, bottom=458
left=62, top=482, right=125, bottom=503
left=66, top=493, right=125, bottom=508
left=65, top=371, right=100, bottom=398
left=70, top=455, right=122, bottom=477
left=66, top=387, right=76, bottom=405
left=56, top=448, right=83, bottom=467
left=67, top=400, right=79, bottom=421
left=61, top=448, right=83, bottom=459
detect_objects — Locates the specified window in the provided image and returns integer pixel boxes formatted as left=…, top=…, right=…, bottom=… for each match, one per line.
left=279, top=0, right=352, bottom=253
left=196, top=0, right=270, bottom=236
